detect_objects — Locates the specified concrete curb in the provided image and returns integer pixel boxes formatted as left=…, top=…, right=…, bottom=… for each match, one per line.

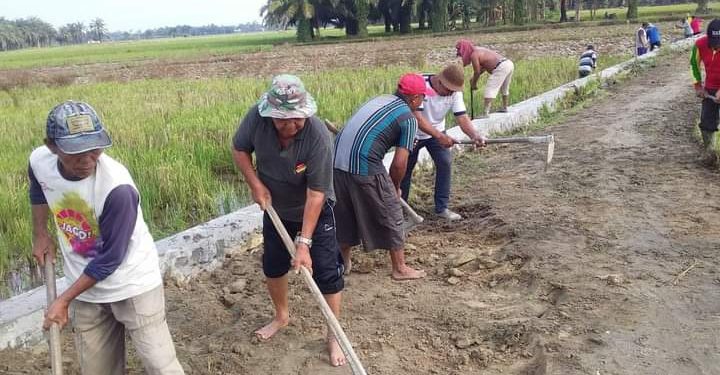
left=0, top=35, right=696, bottom=351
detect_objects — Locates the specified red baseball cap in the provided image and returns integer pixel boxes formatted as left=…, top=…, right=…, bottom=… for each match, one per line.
left=397, top=73, right=436, bottom=96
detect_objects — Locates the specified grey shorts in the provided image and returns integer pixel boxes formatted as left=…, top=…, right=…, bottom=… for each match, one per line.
left=333, top=169, right=404, bottom=251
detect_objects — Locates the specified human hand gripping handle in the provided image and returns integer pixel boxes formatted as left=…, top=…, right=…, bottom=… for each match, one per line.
left=292, top=242, right=312, bottom=275
left=33, top=234, right=56, bottom=267
left=250, top=181, right=272, bottom=210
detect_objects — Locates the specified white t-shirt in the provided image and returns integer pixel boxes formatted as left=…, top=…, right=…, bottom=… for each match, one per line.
left=29, top=146, right=162, bottom=303
left=416, top=74, right=467, bottom=140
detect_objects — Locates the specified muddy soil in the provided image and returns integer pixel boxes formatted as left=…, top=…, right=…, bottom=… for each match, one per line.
left=3, top=52, right=720, bottom=374
left=0, top=22, right=681, bottom=89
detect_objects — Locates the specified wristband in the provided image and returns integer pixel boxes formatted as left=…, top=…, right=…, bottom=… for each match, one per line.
left=294, top=235, right=312, bottom=248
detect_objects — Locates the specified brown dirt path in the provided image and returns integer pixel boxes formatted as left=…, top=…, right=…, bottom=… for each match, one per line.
left=2, top=52, right=720, bottom=375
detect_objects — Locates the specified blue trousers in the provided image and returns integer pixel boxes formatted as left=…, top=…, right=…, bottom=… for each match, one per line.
left=400, top=137, right=452, bottom=213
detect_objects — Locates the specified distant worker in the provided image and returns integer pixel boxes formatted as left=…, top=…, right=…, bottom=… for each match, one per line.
left=400, top=64, right=486, bottom=222
left=691, top=19, right=720, bottom=166
left=334, top=73, right=432, bottom=281
left=578, top=45, right=598, bottom=78
left=677, top=18, right=694, bottom=38
left=691, top=15, right=703, bottom=36
left=645, top=23, right=662, bottom=51
left=456, top=39, right=515, bottom=116
left=635, top=23, right=649, bottom=56
left=30, top=101, right=185, bottom=374
left=232, top=75, right=347, bottom=366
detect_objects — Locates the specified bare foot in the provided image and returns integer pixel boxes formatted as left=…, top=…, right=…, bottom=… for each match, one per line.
left=254, top=317, right=288, bottom=340
left=327, top=333, right=347, bottom=367
left=391, top=266, right=426, bottom=281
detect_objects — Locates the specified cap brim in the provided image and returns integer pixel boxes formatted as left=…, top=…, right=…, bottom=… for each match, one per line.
left=258, top=94, right=318, bottom=119
left=710, top=37, right=720, bottom=48
left=54, top=129, right=112, bottom=154
left=424, top=87, right=437, bottom=96
left=439, top=78, right=463, bottom=92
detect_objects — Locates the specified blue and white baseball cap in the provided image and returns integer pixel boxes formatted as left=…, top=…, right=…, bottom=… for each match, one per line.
left=46, top=101, right=112, bottom=154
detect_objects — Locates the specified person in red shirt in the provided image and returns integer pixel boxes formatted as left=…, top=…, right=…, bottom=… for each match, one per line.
left=691, top=16, right=703, bottom=35
left=691, top=18, right=720, bottom=165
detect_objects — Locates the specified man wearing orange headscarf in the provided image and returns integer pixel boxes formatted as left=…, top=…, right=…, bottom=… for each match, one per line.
left=456, top=39, right=515, bottom=116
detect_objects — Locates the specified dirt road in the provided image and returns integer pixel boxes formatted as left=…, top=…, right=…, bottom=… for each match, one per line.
left=2, top=52, right=719, bottom=374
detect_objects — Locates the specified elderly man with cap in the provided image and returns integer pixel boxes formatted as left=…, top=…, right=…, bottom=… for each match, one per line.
left=400, top=64, right=486, bottom=221
left=691, top=19, right=720, bottom=166
left=232, top=74, right=346, bottom=366
left=29, top=101, right=184, bottom=374
left=456, top=39, right=515, bottom=116
left=334, top=73, right=432, bottom=281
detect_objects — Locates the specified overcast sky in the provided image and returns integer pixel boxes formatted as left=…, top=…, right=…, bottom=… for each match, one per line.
left=1, top=0, right=266, bottom=31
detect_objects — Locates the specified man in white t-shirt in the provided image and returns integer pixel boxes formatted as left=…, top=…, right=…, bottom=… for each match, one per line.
left=400, top=64, right=486, bottom=221
left=30, top=101, right=184, bottom=374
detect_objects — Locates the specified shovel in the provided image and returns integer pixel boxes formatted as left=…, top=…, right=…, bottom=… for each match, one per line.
left=460, top=135, right=555, bottom=171
left=44, top=254, right=63, bottom=375
left=265, top=205, right=367, bottom=375
left=400, top=199, right=424, bottom=231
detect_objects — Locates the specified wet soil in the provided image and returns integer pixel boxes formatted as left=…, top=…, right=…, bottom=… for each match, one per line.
left=3, top=52, right=719, bottom=375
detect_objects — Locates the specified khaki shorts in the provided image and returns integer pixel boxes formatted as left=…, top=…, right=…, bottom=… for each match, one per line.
left=484, top=59, right=515, bottom=99
left=70, top=285, right=184, bottom=375
left=333, top=169, right=404, bottom=251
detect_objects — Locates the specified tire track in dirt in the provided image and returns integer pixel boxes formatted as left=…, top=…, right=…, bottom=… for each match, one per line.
left=468, top=54, right=720, bottom=374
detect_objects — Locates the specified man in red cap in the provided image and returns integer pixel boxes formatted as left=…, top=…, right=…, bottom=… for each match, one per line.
left=333, top=73, right=433, bottom=280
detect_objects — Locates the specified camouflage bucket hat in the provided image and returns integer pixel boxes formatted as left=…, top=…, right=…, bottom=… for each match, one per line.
left=258, top=74, right=317, bottom=119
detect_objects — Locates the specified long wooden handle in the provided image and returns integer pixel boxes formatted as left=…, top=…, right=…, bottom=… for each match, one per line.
left=459, top=135, right=553, bottom=144
left=44, top=256, right=63, bottom=375
left=265, top=206, right=367, bottom=375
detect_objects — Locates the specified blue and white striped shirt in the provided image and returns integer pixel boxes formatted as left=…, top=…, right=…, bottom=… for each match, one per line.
left=334, top=95, right=417, bottom=176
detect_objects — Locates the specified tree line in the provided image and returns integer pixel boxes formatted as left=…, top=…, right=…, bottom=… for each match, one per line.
left=261, top=0, right=711, bottom=41
left=0, top=17, right=265, bottom=52
left=0, top=17, right=108, bottom=51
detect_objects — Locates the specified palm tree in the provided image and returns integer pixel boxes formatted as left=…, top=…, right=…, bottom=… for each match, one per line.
left=626, top=0, right=638, bottom=19
left=431, top=0, right=449, bottom=32
left=89, top=18, right=107, bottom=42
left=261, top=0, right=317, bottom=42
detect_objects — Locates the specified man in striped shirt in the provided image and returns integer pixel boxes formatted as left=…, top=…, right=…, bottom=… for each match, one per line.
left=334, top=73, right=432, bottom=280
left=578, top=45, right=598, bottom=78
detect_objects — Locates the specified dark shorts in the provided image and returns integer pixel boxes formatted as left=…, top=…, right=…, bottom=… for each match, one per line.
left=262, top=202, right=344, bottom=295
left=701, top=89, right=720, bottom=132
left=637, top=47, right=647, bottom=56
left=578, top=70, right=591, bottom=78
left=649, top=41, right=661, bottom=51
left=333, top=169, right=404, bottom=252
